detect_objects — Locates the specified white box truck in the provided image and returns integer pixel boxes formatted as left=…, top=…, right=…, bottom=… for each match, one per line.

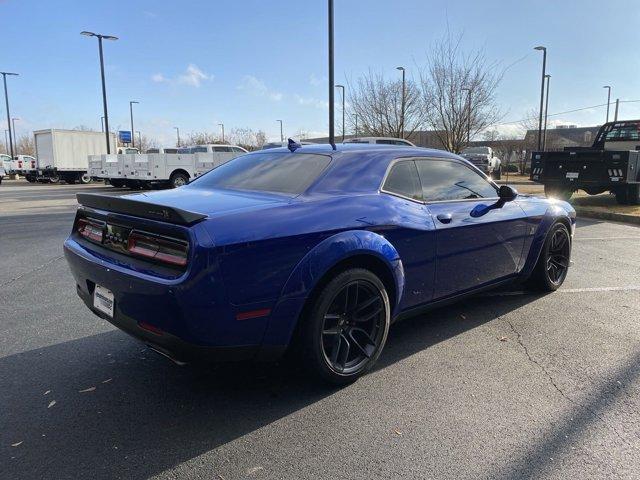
left=34, top=129, right=116, bottom=184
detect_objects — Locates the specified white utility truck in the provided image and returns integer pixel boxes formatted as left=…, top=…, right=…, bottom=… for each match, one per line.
left=13, top=155, right=38, bottom=182
left=34, top=129, right=116, bottom=184
left=461, top=146, right=502, bottom=180
left=99, top=145, right=247, bottom=189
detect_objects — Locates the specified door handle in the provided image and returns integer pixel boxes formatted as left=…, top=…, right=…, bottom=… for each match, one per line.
left=436, top=213, right=453, bottom=224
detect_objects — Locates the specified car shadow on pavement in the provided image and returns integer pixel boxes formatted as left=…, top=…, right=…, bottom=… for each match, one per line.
left=2, top=291, right=562, bottom=479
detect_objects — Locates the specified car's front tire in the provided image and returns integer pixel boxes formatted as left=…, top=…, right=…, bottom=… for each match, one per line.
left=527, top=222, right=571, bottom=291
left=300, top=268, right=390, bottom=385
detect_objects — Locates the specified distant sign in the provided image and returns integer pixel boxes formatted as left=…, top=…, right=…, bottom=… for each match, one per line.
left=118, top=130, right=132, bottom=143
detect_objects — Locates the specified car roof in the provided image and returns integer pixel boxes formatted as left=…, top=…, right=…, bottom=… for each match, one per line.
left=249, top=142, right=455, bottom=157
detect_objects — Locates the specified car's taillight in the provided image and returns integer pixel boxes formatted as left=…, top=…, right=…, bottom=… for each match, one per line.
left=127, top=231, right=188, bottom=266
left=77, top=218, right=104, bottom=243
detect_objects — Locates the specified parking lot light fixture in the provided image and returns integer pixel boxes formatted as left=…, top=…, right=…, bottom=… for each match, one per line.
left=543, top=75, right=551, bottom=150
left=174, top=127, right=180, bottom=147
left=534, top=46, right=547, bottom=151
left=328, top=0, right=335, bottom=149
left=335, top=84, right=345, bottom=142
left=396, top=67, right=405, bottom=139
left=129, top=101, right=139, bottom=147
left=603, top=85, right=612, bottom=123
left=81, top=31, right=118, bottom=154
left=1, top=71, right=19, bottom=160
left=11, top=117, right=19, bottom=153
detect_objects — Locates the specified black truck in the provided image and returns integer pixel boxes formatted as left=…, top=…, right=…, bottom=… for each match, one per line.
left=530, top=120, right=640, bottom=205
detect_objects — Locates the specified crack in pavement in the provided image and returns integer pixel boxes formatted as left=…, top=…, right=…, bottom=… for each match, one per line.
left=503, top=317, right=638, bottom=451
left=0, top=255, right=64, bottom=288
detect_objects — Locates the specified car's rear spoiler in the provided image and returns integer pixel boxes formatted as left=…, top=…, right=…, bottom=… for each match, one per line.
left=76, top=193, right=207, bottom=226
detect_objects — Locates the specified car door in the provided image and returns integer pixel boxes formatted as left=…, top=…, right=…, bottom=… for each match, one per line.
left=415, top=158, right=527, bottom=299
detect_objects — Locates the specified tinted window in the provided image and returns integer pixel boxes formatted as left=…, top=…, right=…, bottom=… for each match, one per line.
left=191, top=153, right=331, bottom=195
left=231, top=147, right=245, bottom=153
left=213, top=146, right=232, bottom=152
left=192, top=146, right=207, bottom=153
left=382, top=160, right=421, bottom=200
left=164, top=148, right=178, bottom=154
left=416, top=160, right=497, bottom=201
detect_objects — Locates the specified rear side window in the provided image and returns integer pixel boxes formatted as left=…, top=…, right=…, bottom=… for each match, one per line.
left=382, top=160, right=422, bottom=200
left=190, top=152, right=331, bottom=195
left=192, top=146, right=207, bottom=153
left=416, top=159, right=497, bottom=201
left=213, top=146, right=232, bottom=152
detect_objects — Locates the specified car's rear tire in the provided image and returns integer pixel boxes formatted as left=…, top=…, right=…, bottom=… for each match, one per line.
left=544, top=185, right=573, bottom=201
left=298, top=268, right=390, bottom=385
left=169, top=172, right=189, bottom=188
left=526, top=222, right=571, bottom=292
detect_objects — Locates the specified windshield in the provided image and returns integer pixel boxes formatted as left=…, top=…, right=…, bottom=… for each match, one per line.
left=462, top=147, right=490, bottom=154
left=190, top=152, right=331, bottom=195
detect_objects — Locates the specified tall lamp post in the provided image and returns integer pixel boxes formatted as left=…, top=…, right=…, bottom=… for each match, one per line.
left=461, top=87, right=472, bottom=145
left=4, top=129, right=8, bottom=153
left=542, top=74, right=551, bottom=151
left=174, top=127, right=180, bottom=147
left=218, top=123, right=225, bottom=143
left=11, top=117, right=19, bottom=152
left=129, top=101, right=139, bottom=147
left=328, top=0, right=335, bottom=148
left=335, top=84, right=345, bottom=141
left=603, top=85, right=612, bottom=123
left=534, top=46, right=547, bottom=151
left=396, top=66, right=406, bottom=139
left=81, top=31, right=118, bottom=154
left=276, top=119, right=283, bottom=142
left=100, top=116, right=105, bottom=133
left=1, top=71, right=19, bottom=159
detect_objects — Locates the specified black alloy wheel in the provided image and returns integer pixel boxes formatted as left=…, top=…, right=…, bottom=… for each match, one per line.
left=301, top=268, right=390, bottom=385
left=528, top=222, right=571, bottom=291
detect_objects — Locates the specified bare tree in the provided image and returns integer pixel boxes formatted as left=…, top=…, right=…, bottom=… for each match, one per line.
left=186, top=131, right=223, bottom=146
left=136, top=134, right=159, bottom=153
left=227, top=127, right=267, bottom=151
left=420, top=33, right=503, bottom=153
left=346, top=70, right=424, bottom=138
left=16, top=134, right=35, bottom=156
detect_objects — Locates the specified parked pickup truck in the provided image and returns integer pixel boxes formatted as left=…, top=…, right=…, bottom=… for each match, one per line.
left=530, top=120, right=640, bottom=204
left=461, top=146, right=502, bottom=179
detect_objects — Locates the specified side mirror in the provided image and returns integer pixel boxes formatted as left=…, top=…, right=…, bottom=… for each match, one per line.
left=498, top=185, right=518, bottom=202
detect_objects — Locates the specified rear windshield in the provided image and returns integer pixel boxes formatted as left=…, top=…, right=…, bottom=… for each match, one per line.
left=190, top=152, right=331, bottom=195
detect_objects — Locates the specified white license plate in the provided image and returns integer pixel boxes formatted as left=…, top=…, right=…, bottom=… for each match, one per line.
left=566, top=172, right=579, bottom=179
left=93, top=285, right=114, bottom=318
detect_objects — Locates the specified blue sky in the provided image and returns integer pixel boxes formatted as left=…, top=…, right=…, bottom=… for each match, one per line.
left=1, top=0, right=639, bottom=145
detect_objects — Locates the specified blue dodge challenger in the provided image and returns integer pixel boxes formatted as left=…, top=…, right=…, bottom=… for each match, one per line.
left=64, top=143, right=575, bottom=384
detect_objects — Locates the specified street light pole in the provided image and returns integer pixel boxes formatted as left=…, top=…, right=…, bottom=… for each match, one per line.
left=174, top=127, right=180, bottom=147
left=1, top=72, right=18, bottom=159
left=81, top=31, right=118, bottom=154
left=534, top=46, right=547, bottom=151
left=542, top=74, right=551, bottom=151
left=4, top=129, right=8, bottom=153
left=100, top=116, right=105, bottom=133
left=11, top=117, right=19, bottom=152
left=396, top=66, right=406, bottom=139
left=276, top=120, right=283, bottom=142
left=335, top=84, right=345, bottom=142
left=328, top=0, right=335, bottom=149
left=355, top=113, right=358, bottom=137
left=603, top=85, right=612, bottom=123
left=218, top=123, right=225, bottom=143
left=129, top=101, right=139, bottom=147
left=462, top=87, right=471, bottom=145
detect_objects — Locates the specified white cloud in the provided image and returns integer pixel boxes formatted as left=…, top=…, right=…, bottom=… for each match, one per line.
left=309, top=74, right=326, bottom=87
left=237, top=75, right=282, bottom=101
left=151, top=64, right=212, bottom=87
left=294, top=94, right=329, bottom=110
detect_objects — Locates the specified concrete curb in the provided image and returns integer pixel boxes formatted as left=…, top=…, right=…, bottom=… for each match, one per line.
left=574, top=206, right=640, bottom=225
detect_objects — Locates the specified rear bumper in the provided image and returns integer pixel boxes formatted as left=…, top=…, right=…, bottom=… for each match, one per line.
left=64, top=236, right=282, bottom=363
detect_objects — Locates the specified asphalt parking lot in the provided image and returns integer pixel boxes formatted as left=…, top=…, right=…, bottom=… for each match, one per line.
left=1, top=180, right=639, bottom=479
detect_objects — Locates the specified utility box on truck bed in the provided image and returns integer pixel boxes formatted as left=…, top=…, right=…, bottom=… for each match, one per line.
left=34, top=129, right=116, bottom=184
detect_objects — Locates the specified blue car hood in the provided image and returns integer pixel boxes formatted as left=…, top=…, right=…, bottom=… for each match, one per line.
left=124, top=187, right=289, bottom=218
